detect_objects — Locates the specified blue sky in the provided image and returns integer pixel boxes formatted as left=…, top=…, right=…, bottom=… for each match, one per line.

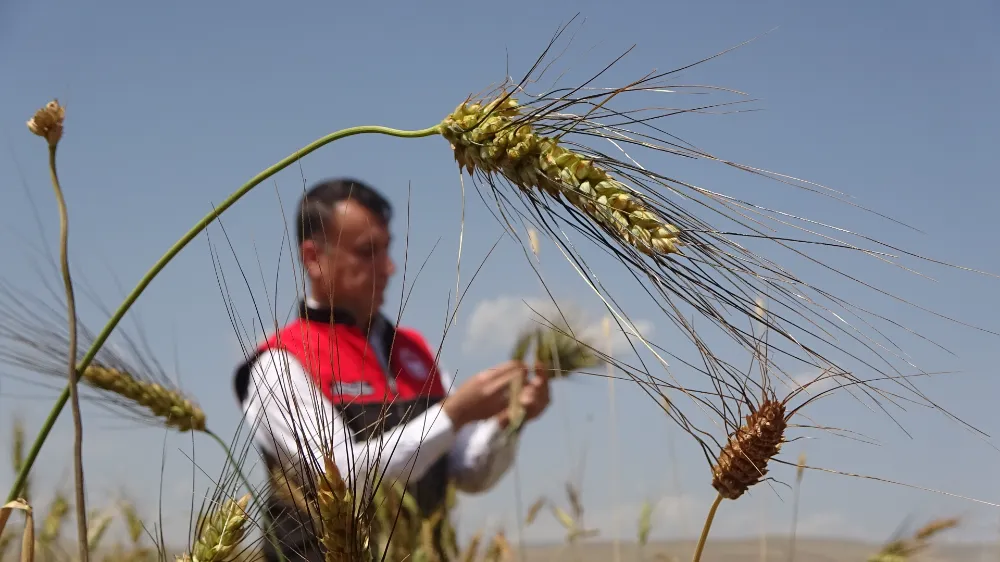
left=1, top=0, right=999, bottom=551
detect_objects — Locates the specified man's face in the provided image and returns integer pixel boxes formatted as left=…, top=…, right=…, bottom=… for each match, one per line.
left=301, top=199, right=395, bottom=321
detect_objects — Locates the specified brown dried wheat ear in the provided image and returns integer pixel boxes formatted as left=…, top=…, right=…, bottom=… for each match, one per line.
left=710, top=397, right=787, bottom=500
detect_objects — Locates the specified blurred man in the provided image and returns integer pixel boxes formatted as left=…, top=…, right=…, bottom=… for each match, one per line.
left=233, top=177, right=551, bottom=561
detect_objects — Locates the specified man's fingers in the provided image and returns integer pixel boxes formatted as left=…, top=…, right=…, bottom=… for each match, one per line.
left=489, top=375, right=526, bottom=397
left=490, top=362, right=528, bottom=385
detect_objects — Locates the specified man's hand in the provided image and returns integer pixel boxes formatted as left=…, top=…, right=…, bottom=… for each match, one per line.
left=520, top=365, right=552, bottom=422
left=442, top=360, right=528, bottom=429
left=497, top=363, right=552, bottom=430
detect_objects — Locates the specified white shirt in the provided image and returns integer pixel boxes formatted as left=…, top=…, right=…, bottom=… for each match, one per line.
left=239, top=299, right=518, bottom=498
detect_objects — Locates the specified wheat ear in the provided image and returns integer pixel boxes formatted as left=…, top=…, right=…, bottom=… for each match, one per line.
left=317, top=456, right=371, bottom=562
left=83, top=366, right=206, bottom=432
left=710, top=398, right=787, bottom=501
left=441, top=94, right=681, bottom=257
left=867, top=517, right=959, bottom=561
left=184, top=493, right=251, bottom=562
left=692, top=397, right=787, bottom=562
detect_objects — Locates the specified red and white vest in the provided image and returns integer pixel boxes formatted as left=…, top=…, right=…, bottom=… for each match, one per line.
left=233, top=302, right=452, bottom=559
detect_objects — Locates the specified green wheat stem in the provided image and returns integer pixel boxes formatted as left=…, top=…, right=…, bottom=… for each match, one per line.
left=6, top=123, right=443, bottom=507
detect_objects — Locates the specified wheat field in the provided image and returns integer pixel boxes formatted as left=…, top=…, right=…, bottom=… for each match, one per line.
left=2, top=9, right=998, bottom=562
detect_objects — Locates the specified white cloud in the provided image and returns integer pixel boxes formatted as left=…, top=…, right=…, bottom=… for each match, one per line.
left=462, top=295, right=654, bottom=358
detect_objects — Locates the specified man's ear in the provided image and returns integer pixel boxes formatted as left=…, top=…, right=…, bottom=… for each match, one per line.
left=300, top=239, right=325, bottom=279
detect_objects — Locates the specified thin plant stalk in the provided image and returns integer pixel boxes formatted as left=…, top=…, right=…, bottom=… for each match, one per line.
left=604, top=316, right=621, bottom=562
left=758, top=494, right=767, bottom=562
left=46, top=133, right=89, bottom=562
left=787, top=453, right=807, bottom=562
left=6, top=123, right=442, bottom=506
left=691, top=493, right=723, bottom=562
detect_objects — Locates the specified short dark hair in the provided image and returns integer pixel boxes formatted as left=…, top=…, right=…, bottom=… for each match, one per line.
left=295, top=177, right=393, bottom=247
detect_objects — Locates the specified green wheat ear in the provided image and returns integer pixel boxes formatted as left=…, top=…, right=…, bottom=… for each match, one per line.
left=440, top=95, right=682, bottom=257
left=187, top=493, right=251, bottom=562
left=511, top=330, right=533, bottom=362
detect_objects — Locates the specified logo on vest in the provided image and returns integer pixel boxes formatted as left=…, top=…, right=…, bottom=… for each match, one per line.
left=329, top=381, right=375, bottom=397
left=398, top=347, right=431, bottom=381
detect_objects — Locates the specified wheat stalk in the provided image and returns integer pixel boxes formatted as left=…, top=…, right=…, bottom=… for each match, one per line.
left=26, top=98, right=91, bottom=562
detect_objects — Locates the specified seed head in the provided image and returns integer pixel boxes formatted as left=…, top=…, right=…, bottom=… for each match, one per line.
left=26, top=100, right=65, bottom=146
left=511, top=315, right=602, bottom=379
left=711, top=398, right=787, bottom=500
left=190, top=493, right=250, bottom=562
left=440, top=94, right=682, bottom=257
left=39, top=494, right=68, bottom=545
left=317, top=456, right=370, bottom=562
left=913, top=517, right=959, bottom=542
left=84, top=366, right=206, bottom=432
